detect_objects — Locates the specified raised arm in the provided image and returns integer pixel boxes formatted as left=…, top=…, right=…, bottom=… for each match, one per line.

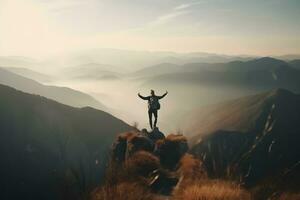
left=138, top=93, right=149, bottom=100
left=158, top=91, right=168, bottom=99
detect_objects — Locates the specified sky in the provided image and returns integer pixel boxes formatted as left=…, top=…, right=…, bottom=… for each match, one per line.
left=0, top=0, right=300, bottom=57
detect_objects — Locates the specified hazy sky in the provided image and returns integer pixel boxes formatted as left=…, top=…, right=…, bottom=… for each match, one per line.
left=0, top=0, right=299, bottom=57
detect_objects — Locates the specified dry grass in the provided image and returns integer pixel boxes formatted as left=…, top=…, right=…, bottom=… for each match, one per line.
left=174, top=180, right=251, bottom=200
left=117, top=131, right=138, bottom=141
left=91, top=182, right=155, bottom=200
left=95, top=132, right=254, bottom=200
left=175, top=155, right=249, bottom=200
left=177, top=154, right=207, bottom=181
left=166, top=134, right=187, bottom=143
left=174, top=154, right=208, bottom=194
left=91, top=151, right=160, bottom=200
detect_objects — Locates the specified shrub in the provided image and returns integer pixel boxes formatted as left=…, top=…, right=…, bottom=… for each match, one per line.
left=125, top=151, right=160, bottom=177
left=112, top=131, right=154, bottom=163
left=173, top=153, right=208, bottom=197
left=177, top=154, right=207, bottom=181
left=165, top=134, right=187, bottom=143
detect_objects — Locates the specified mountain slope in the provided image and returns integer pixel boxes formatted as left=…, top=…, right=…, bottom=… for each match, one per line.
left=132, top=63, right=181, bottom=77
left=187, top=89, right=300, bottom=188
left=0, top=56, right=39, bottom=68
left=0, top=67, right=107, bottom=110
left=289, top=59, right=300, bottom=69
left=182, top=89, right=281, bottom=140
left=4, top=67, right=54, bottom=83
left=0, top=84, right=132, bottom=200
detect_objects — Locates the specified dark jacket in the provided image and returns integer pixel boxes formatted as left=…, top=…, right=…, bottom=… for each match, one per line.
left=138, top=93, right=167, bottom=110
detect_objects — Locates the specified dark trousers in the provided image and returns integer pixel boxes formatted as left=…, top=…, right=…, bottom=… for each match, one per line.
left=148, top=109, right=158, bottom=129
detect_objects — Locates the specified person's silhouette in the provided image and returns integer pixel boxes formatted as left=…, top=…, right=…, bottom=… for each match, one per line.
left=138, top=90, right=168, bottom=129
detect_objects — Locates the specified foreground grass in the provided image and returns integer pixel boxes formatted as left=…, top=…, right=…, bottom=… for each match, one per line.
left=174, top=181, right=251, bottom=200
left=91, top=153, right=251, bottom=200
left=91, top=182, right=155, bottom=200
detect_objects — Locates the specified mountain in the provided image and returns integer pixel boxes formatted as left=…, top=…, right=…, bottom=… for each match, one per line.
left=0, top=56, right=39, bottom=68
left=187, top=89, right=300, bottom=189
left=4, top=67, right=54, bottom=83
left=181, top=90, right=270, bottom=140
left=223, top=57, right=287, bottom=71
left=135, top=57, right=287, bottom=77
left=0, top=84, right=132, bottom=200
left=289, top=59, right=300, bottom=69
left=276, top=54, right=300, bottom=61
left=131, top=63, right=181, bottom=77
left=142, top=57, right=300, bottom=92
left=63, top=63, right=123, bottom=80
left=0, top=68, right=107, bottom=110
left=53, top=48, right=253, bottom=71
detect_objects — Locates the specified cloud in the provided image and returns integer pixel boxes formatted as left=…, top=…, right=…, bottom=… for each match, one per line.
left=174, top=1, right=206, bottom=11
left=149, top=1, right=206, bottom=26
left=174, top=3, right=192, bottom=10
left=151, top=10, right=189, bottom=26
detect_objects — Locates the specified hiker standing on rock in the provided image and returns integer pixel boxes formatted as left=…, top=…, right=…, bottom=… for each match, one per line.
left=138, top=90, right=168, bottom=129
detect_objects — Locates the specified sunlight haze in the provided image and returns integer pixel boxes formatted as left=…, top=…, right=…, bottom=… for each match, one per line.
left=0, top=0, right=300, bottom=57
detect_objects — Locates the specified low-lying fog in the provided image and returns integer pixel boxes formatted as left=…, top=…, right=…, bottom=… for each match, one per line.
left=51, top=77, right=259, bottom=133
left=3, top=51, right=299, bottom=134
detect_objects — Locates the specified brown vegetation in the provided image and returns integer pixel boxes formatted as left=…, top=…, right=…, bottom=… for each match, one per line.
left=112, top=131, right=154, bottom=163
left=91, top=132, right=255, bottom=200
left=91, top=182, right=155, bottom=200
left=177, top=154, right=207, bottom=181
left=125, top=151, right=160, bottom=177
left=173, top=180, right=251, bottom=200
left=173, top=154, right=251, bottom=200
left=165, top=134, right=187, bottom=142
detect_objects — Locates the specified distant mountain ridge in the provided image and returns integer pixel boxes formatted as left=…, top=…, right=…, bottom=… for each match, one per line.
left=289, top=59, right=300, bottom=69
left=136, top=57, right=289, bottom=75
left=131, top=63, right=181, bottom=77
left=0, top=56, right=39, bottom=68
left=57, top=48, right=254, bottom=71
left=63, top=63, right=123, bottom=80
left=4, top=67, right=54, bottom=83
left=0, top=67, right=107, bottom=110
left=140, top=57, right=300, bottom=93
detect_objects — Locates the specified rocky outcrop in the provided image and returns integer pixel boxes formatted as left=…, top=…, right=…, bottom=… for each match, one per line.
left=112, top=131, right=154, bottom=163
left=111, top=129, right=189, bottom=195
left=156, top=134, right=188, bottom=170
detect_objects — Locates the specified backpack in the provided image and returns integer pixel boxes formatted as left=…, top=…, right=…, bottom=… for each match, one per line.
left=149, top=97, right=160, bottom=110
